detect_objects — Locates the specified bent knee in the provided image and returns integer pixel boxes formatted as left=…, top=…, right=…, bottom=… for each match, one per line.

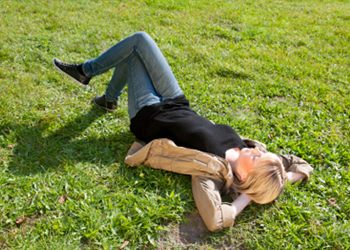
left=133, top=31, right=152, bottom=42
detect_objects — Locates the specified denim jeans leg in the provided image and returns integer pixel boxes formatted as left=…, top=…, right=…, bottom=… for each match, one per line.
left=127, top=55, right=161, bottom=119
left=82, top=32, right=183, bottom=102
left=127, top=32, right=183, bottom=101
left=105, top=61, right=128, bottom=102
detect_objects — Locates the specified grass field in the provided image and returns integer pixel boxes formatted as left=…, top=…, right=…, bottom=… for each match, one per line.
left=0, top=0, right=349, bottom=249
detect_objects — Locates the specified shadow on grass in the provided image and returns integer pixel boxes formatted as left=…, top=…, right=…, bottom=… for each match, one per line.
left=174, top=202, right=275, bottom=249
left=7, top=107, right=136, bottom=176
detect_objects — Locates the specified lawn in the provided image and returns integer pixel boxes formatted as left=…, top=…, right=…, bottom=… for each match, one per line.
left=0, top=0, right=349, bottom=249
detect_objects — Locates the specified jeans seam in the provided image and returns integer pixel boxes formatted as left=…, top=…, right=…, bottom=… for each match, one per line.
left=82, top=60, right=89, bottom=76
left=130, top=57, right=138, bottom=117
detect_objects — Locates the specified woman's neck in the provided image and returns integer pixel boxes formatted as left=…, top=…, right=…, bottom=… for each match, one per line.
left=225, top=147, right=241, bottom=173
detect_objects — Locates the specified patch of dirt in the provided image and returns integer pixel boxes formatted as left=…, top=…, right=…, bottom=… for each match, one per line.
left=157, top=211, right=245, bottom=249
left=178, top=213, right=210, bottom=245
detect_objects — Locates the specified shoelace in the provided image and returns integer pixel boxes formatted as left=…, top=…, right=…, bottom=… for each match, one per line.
left=58, top=60, right=78, bottom=67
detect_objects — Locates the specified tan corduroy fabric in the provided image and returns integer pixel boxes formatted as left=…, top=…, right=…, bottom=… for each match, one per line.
left=124, top=138, right=313, bottom=231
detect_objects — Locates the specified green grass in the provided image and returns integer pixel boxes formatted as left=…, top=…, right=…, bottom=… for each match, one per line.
left=0, top=0, right=349, bottom=249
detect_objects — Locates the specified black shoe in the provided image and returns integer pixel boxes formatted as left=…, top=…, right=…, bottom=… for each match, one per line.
left=93, top=95, right=118, bottom=112
left=52, top=58, right=91, bottom=87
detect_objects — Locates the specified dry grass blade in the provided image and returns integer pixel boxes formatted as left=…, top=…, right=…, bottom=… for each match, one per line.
left=119, top=241, right=129, bottom=249
left=58, top=194, right=68, bottom=204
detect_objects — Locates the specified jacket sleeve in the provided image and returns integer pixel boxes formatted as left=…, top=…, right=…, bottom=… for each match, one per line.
left=191, top=176, right=235, bottom=232
left=125, top=139, right=234, bottom=190
left=276, top=154, right=313, bottom=183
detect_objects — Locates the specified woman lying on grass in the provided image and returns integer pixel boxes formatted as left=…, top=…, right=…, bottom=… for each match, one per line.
left=53, top=32, right=313, bottom=231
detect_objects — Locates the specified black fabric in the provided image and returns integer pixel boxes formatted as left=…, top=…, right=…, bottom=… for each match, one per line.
left=130, top=95, right=247, bottom=158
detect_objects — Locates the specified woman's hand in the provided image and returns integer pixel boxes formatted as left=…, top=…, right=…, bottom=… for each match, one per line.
left=286, top=172, right=306, bottom=183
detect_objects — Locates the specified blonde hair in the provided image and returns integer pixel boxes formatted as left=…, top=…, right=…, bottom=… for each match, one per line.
left=231, top=153, right=287, bottom=204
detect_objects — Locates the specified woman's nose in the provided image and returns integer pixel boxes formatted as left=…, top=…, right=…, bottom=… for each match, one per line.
left=252, top=147, right=261, bottom=156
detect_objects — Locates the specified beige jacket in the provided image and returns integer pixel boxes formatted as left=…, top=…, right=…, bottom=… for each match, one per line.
left=124, top=138, right=313, bottom=232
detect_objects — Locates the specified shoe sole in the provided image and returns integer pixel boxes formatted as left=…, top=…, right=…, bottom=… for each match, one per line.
left=52, top=58, right=88, bottom=88
left=93, top=98, right=116, bottom=113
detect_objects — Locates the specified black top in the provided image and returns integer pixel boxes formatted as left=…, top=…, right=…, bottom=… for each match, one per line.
left=130, top=95, right=247, bottom=158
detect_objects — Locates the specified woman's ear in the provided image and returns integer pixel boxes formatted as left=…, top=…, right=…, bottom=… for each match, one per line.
left=240, top=172, right=247, bottom=181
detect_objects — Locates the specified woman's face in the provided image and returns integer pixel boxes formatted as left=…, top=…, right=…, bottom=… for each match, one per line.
left=236, top=147, right=264, bottom=180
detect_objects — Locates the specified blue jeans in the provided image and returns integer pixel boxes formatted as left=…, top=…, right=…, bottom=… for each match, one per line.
left=82, top=32, right=183, bottom=119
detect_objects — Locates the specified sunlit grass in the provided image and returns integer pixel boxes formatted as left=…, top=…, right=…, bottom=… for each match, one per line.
left=0, top=0, right=349, bottom=249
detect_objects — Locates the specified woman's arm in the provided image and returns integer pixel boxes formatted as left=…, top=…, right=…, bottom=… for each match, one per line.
left=231, top=172, right=307, bottom=217
left=231, top=194, right=252, bottom=217
left=192, top=176, right=237, bottom=232
left=192, top=171, right=307, bottom=231
left=277, top=154, right=313, bottom=183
